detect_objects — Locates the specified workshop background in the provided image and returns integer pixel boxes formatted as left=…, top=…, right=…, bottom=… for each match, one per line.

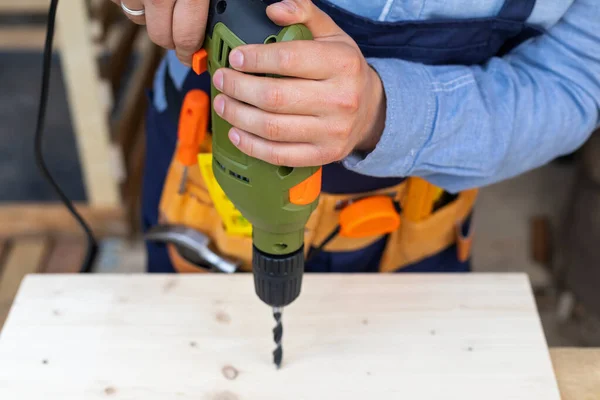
left=0, top=1, right=599, bottom=345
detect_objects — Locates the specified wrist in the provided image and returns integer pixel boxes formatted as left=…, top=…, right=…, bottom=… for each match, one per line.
left=355, top=66, right=386, bottom=152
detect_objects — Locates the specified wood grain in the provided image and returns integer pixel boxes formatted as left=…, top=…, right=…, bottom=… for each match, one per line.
left=0, top=238, right=48, bottom=329
left=0, top=274, right=561, bottom=399
left=551, top=347, right=600, bottom=400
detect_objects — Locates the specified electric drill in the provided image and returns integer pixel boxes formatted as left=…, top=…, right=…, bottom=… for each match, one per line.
left=192, top=0, right=322, bottom=366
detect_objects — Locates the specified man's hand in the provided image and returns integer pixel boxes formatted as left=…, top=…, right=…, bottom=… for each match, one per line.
left=111, top=0, right=209, bottom=66
left=212, top=0, right=386, bottom=167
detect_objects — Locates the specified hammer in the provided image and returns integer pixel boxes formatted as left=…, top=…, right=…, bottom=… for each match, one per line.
left=145, top=225, right=239, bottom=274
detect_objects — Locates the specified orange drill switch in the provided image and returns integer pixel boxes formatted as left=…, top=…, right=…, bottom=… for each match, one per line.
left=289, top=167, right=322, bottom=206
left=192, top=49, right=208, bottom=75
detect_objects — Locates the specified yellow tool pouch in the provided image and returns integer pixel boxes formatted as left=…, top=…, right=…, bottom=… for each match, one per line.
left=159, top=145, right=477, bottom=273
left=159, top=147, right=254, bottom=272
left=302, top=182, right=477, bottom=272
left=380, top=188, right=477, bottom=272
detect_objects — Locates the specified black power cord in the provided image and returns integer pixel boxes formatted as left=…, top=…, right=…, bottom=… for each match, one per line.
left=35, top=0, right=98, bottom=273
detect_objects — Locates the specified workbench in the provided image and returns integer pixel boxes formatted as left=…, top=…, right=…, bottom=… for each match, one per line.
left=551, top=347, right=600, bottom=400
left=0, top=274, right=597, bottom=399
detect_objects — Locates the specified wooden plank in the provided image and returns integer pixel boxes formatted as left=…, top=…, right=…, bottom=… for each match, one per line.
left=0, top=204, right=126, bottom=238
left=123, top=123, right=146, bottom=235
left=0, top=27, right=47, bottom=50
left=0, top=0, right=49, bottom=13
left=0, top=27, right=106, bottom=55
left=0, top=239, right=10, bottom=279
left=90, top=0, right=122, bottom=42
left=0, top=274, right=561, bottom=399
left=0, top=238, right=48, bottom=329
left=0, top=238, right=9, bottom=261
left=105, top=22, right=140, bottom=95
left=551, top=347, right=600, bottom=400
left=42, top=238, right=87, bottom=274
left=55, top=0, right=121, bottom=207
left=113, top=36, right=163, bottom=155
left=531, top=216, right=552, bottom=267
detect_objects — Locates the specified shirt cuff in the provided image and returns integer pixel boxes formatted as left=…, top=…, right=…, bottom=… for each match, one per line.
left=342, top=58, right=436, bottom=178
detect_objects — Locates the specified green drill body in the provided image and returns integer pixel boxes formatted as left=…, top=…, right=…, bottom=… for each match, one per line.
left=201, top=0, right=319, bottom=310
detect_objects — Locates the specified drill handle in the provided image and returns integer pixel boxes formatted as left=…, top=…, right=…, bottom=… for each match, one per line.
left=206, top=0, right=284, bottom=46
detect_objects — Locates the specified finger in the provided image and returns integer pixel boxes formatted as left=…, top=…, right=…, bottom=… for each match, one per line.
left=172, top=0, right=209, bottom=66
left=120, top=0, right=146, bottom=25
left=228, top=128, right=322, bottom=167
left=213, top=68, right=328, bottom=115
left=266, top=0, right=346, bottom=39
left=214, top=94, right=320, bottom=143
left=145, top=0, right=176, bottom=49
left=228, top=41, right=351, bottom=79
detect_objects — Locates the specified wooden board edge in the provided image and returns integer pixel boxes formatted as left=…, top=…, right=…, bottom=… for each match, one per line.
left=550, top=347, right=600, bottom=400
left=0, top=237, right=50, bottom=330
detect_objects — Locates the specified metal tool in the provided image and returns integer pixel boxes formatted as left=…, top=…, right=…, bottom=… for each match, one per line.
left=191, top=0, right=322, bottom=368
left=145, top=225, right=238, bottom=274
left=272, top=307, right=283, bottom=368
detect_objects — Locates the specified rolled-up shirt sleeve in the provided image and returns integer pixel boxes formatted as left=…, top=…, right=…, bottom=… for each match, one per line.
left=343, top=0, right=600, bottom=193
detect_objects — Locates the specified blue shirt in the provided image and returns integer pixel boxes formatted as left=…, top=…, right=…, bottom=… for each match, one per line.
left=152, top=0, right=600, bottom=193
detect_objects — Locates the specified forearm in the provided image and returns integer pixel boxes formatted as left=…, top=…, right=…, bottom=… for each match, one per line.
left=344, top=0, right=600, bottom=192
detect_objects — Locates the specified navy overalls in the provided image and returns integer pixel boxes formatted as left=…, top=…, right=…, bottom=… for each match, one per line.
left=143, top=0, right=541, bottom=274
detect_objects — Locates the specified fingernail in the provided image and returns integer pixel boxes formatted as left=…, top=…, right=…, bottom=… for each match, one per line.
left=213, top=70, right=224, bottom=90
left=274, top=0, right=296, bottom=13
left=229, top=129, right=241, bottom=146
left=229, top=50, right=244, bottom=69
left=214, top=96, right=225, bottom=116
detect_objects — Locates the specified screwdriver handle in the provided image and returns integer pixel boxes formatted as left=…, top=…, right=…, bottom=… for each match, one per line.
left=177, top=89, right=210, bottom=166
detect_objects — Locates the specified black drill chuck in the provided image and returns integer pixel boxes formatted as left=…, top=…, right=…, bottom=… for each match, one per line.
left=252, top=246, right=304, bottom=308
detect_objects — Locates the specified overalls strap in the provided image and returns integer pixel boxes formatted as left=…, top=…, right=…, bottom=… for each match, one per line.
left=498, top=0, right=537, bottom=22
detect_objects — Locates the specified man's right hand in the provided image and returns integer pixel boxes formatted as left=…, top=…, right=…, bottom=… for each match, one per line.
left=111, top=0, right=210, bottom=67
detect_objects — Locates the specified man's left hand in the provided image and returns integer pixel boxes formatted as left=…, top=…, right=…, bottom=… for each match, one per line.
left=211, top=0, right=386, bottom=167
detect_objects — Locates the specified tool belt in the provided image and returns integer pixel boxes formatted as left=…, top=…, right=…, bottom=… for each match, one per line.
left=158, top=133, right=477, bottom=273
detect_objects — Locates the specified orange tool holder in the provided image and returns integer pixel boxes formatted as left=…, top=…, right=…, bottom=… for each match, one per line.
left=177, top=89, right=210, bottom=166
left=307, top=195, right=401, bottom=261
left=176, top=89, right=210, bottom=194
left=339, top=196, right=401, bottom=238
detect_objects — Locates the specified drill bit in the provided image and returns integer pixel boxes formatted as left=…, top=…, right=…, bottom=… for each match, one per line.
left=272, top=307, right=283, bottom=369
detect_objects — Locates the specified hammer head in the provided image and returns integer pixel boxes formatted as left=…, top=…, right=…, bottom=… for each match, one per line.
left=145, top=225, right=239, bottom=274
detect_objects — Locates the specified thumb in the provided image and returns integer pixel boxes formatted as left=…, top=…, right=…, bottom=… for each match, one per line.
left=266, top=0, right=345, bottom=39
